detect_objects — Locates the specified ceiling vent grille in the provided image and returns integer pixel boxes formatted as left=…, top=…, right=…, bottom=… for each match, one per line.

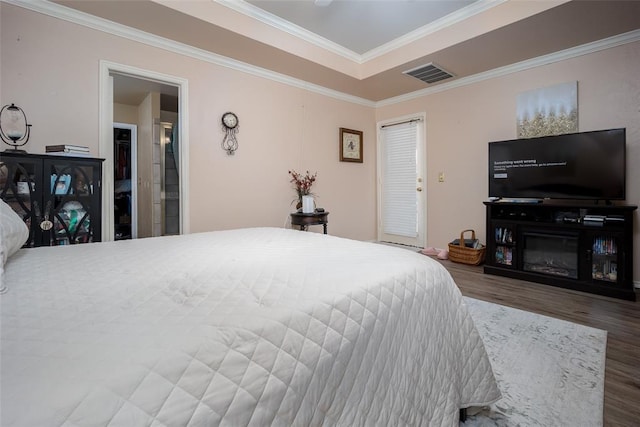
left=404, top=63, right=454, bottom=84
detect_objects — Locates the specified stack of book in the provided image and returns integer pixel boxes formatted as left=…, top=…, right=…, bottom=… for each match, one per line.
left=45, top=144, right=91, bottom=157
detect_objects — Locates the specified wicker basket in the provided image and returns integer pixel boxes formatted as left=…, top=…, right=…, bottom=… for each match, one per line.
left=448, top=229, right=486, bottom=265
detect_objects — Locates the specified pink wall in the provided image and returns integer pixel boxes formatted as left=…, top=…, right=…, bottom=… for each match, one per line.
left=377, top=42, right=640, bottom=282
left=2, top=4, right=638, bottom=283
left=0, top=4, right=377, bottom=241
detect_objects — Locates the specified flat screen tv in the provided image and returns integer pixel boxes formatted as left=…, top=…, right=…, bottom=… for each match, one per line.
left=488, top=128, right=626, bottom=201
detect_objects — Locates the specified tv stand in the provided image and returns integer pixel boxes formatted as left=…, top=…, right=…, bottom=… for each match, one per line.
left=483, top=201, right=637, bottom=301
left=496, top=198, right=542, bottom=204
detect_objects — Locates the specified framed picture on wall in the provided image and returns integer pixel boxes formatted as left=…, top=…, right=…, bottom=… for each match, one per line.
left=339, top=128, right=363, bottom=163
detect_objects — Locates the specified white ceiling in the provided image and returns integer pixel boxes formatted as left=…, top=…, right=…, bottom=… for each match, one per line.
left=112, top=74, right=178, bottom=106
left=51, top=0, right=640, bottom=102
left=245, top=0, right=477, bottom=55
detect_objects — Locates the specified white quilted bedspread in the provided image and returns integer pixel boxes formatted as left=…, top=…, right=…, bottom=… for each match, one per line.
left=1, top=228, right=499, bottom=426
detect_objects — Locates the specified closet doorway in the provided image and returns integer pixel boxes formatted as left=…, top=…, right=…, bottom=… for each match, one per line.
left=101, top=61, right=188, bottom=242
left=111, top=75, right=180, bottom=239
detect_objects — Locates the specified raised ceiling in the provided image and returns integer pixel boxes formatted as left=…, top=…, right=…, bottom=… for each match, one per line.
left=244, top=0, right=478, bottom=55
left=50, top=0, right=640, bottom=102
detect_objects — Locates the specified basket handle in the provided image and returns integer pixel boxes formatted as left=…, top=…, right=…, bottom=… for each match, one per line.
left=457, top=229, right=476, bottom=247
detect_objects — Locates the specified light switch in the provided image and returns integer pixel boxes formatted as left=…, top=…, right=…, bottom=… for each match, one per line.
left=438, top=172, right=445, bottom=182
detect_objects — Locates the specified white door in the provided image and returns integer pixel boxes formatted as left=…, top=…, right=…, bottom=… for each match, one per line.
left=377, top=115, right=426, bottom=247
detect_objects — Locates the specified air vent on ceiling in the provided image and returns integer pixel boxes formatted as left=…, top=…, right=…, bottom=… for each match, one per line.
left=404, top=63, right=455, bottom=84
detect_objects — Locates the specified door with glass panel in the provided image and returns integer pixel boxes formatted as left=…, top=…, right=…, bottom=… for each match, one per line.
left=377, top=115, right=426, bottom=247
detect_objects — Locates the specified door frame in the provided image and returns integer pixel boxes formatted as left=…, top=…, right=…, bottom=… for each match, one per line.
left=376, top=113, right=427, bottom=248
left=99, top=60, right=189, bottom=241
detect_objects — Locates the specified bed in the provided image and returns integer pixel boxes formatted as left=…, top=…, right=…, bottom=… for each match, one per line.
left=1, top=207, right=500, bottom=426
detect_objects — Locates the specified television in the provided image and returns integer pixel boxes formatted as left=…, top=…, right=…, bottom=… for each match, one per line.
left=488, top=128, right=626, bottom=201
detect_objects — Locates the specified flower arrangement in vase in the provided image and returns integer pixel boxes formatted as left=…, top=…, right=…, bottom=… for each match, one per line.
left=288, top=169, right=317, bottom=210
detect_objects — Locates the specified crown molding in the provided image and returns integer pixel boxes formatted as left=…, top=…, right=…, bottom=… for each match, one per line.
left=2, top=0, right=375, bottom=107
left=3, top=0, right=638, bottom=108
left=215, top=0, right=361, bottom=62
left=361, top=0, right=506, bottom=62
left=376, top=29, right=640, bottom=107
left=218, top=0, right=506, bottom=64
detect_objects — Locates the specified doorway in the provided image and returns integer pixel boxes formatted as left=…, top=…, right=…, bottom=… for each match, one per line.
left=376, top=114, right=427, bottom=248
left=99, top=61, right=189, bottom=241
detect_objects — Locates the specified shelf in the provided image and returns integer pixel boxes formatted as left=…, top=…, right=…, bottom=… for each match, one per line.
left=484, top=201, right=636, bottom=301
left=494, top=226, right=515, bottom=245
left=1, top=152, right=103, bottom=247
left=485, top=264, right=634, bottom=299
left=593, top=253, right=617, bottom=259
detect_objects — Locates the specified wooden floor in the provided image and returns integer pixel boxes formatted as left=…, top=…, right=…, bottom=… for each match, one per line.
left=437, top=260, right=640, bottom=427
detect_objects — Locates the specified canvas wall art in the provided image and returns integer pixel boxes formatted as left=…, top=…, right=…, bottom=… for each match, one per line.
left=517, top=81, right=578, bottom=138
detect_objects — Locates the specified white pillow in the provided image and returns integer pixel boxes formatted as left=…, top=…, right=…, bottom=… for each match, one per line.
left=0, top=198, right=30, bottom=266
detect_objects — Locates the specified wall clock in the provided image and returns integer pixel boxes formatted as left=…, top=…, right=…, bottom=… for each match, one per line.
left=221, top=112, right=239, bottom=155
left=339, top=127, right=363, bottom=163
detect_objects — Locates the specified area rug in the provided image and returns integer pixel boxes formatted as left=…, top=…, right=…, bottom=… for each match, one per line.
left=461, top=297, right=607, bottom=427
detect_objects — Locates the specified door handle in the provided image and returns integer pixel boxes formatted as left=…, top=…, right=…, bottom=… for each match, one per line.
left=416, top=187, right=422, bottom=192
left=40, top=201, right=53, bottom=231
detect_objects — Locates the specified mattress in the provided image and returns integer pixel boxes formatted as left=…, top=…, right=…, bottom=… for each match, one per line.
left=1, top=227, right=499, bottom=426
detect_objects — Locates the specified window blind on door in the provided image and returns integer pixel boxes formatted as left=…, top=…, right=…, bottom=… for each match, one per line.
left=381, top=122, right=418, bottom=237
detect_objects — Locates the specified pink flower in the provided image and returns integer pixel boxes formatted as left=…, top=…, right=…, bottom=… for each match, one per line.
left=288, top=170, right=317, bottom=201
